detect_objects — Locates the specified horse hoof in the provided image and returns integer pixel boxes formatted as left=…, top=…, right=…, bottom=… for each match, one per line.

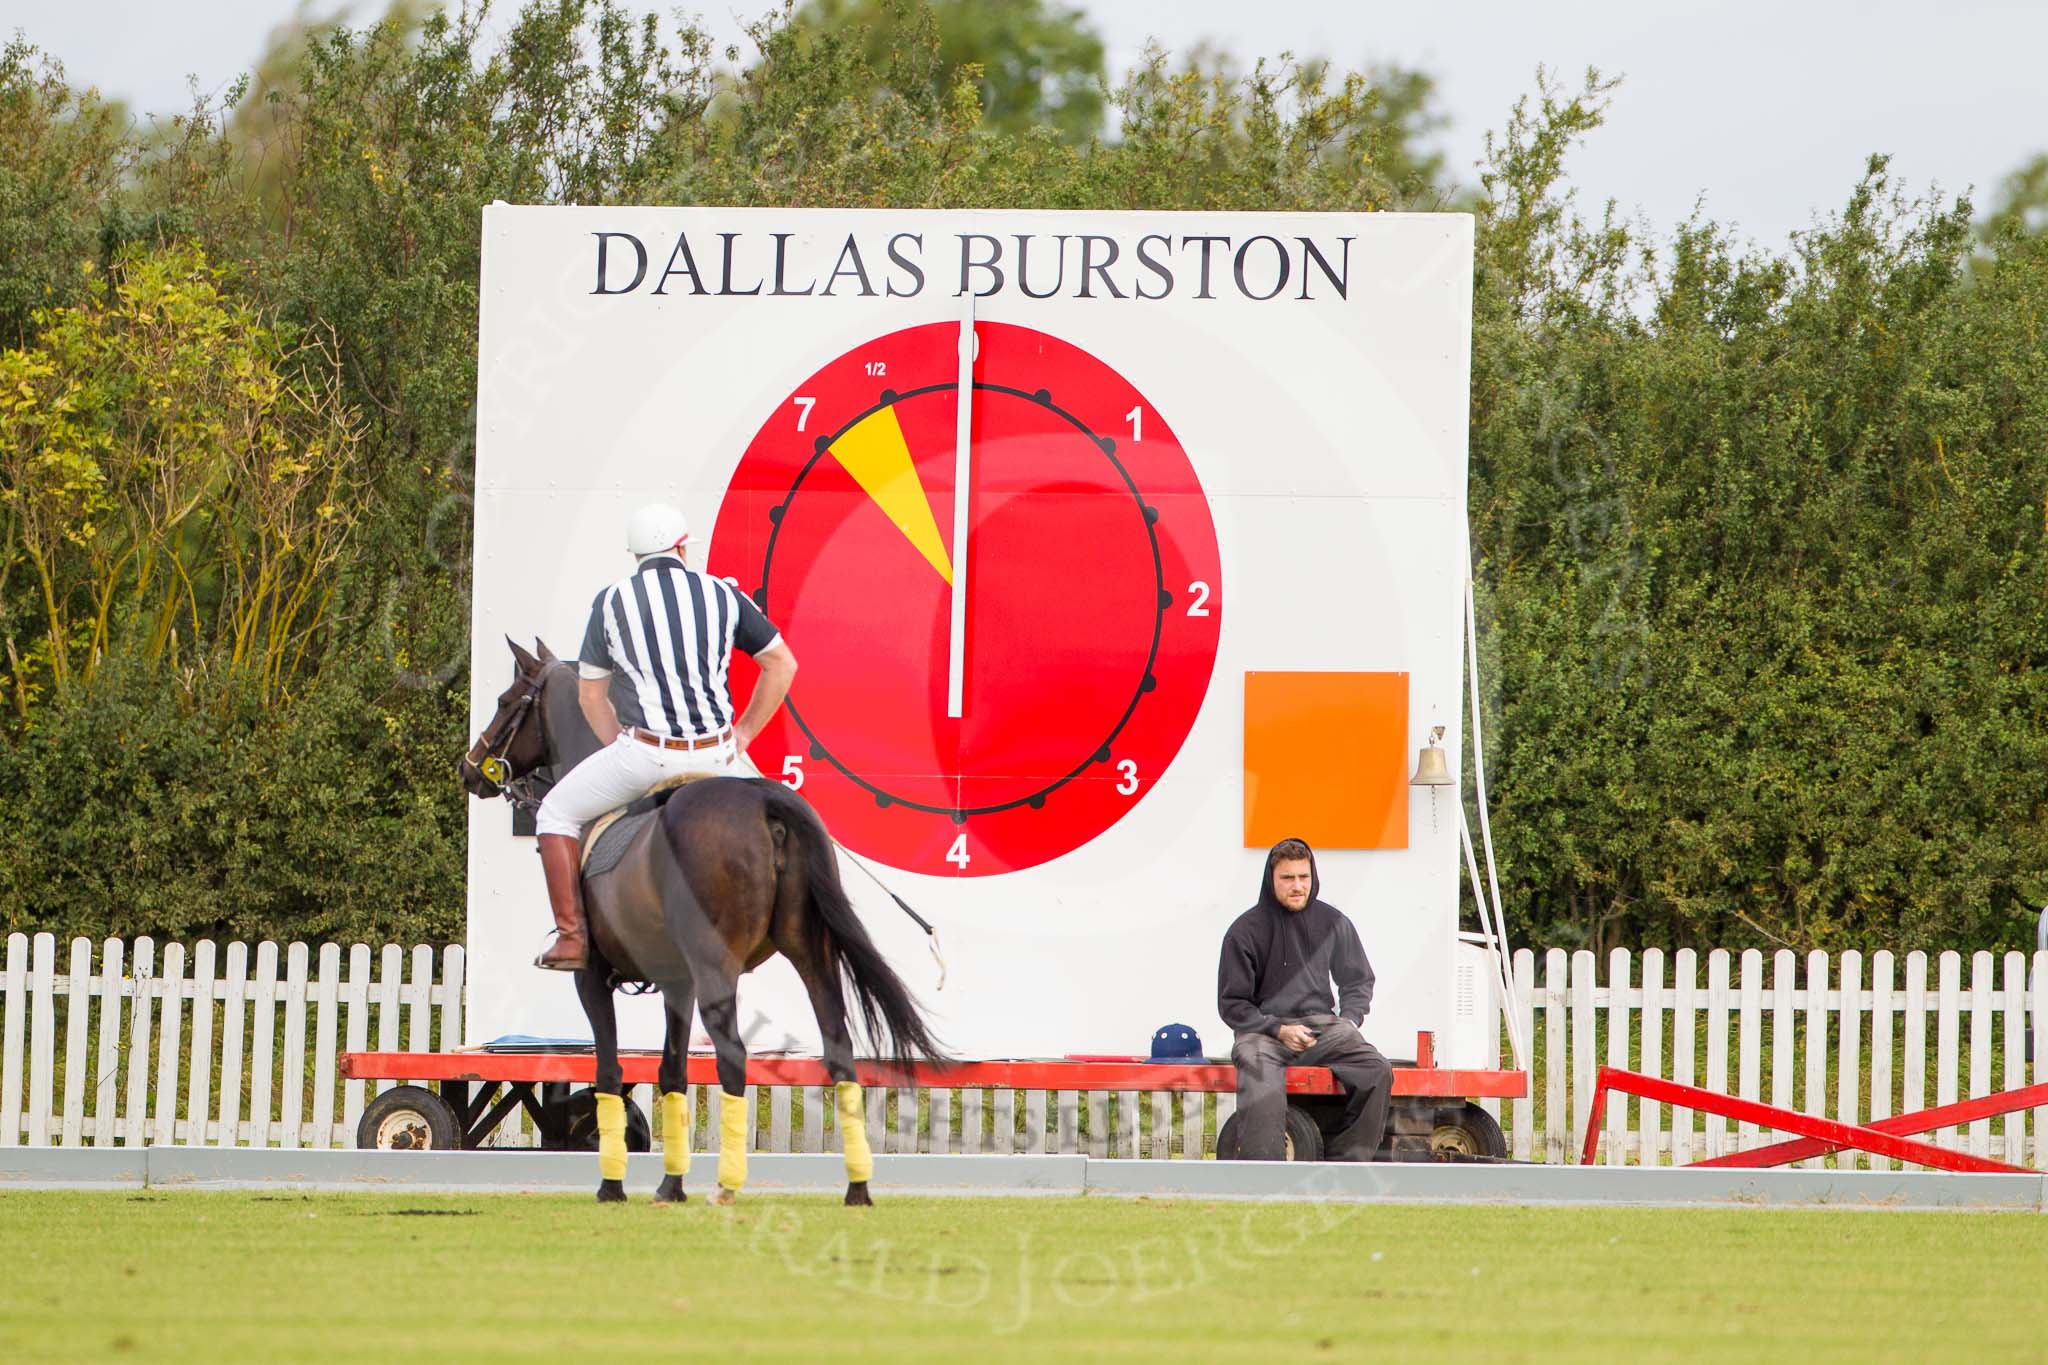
left=844, top=1181, right=873, bottom=1207
left=654, top=1175, right=688, bottom=1204
left=596, top=1179, right=628, bottom=1204
left=712, top=1186, right=738, bottom=1207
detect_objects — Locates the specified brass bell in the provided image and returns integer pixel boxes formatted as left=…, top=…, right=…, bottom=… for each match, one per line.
left=1410, top=726, right=1453, bottom=787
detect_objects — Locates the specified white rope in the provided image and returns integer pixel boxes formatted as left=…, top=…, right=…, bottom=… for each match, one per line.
left=1465, top=539, right=1526, bottom=1071
left=1461, top=804, right=1525, bottom=1069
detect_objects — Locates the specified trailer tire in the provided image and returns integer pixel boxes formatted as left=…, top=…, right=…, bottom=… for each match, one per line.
left=357, top=1085, right=462, bottom=1151
left=1429, top=1102, right=1507, bottom=1160
left=1216, top=1104, right=1325, bottom=1161
left=552, top=1087, right=653, bottom=1154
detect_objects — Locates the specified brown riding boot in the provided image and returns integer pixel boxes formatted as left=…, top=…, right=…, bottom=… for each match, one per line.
left=535, top=833, right=588, bottom=971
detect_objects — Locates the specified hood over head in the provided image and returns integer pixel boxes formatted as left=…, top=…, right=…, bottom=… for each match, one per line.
left=1256, top=837, right=1320, bottom=914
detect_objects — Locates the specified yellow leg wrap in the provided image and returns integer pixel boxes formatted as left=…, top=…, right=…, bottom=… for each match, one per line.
left=595, top=1092, right=627, bottom=1181
left=837, top=1081, right=873, bottom=1183
left=661, top=1091, right=690, bottom=1176
left=717, top=1091, right=749, bottom=1192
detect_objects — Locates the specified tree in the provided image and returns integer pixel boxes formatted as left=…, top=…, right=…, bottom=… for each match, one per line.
left=796, top=0, right=1107, bottom=143
left=1468, top=108, right=2048, bottom=953
left=0, top=243, right=360, bottom=708
left=224, top=0, right=436, bottom=225
left=1980, top=151, right=2048, bottom=243
left=1349, top=61, right=1450, bottom=205
left=0, top=40, right=128, bottom=348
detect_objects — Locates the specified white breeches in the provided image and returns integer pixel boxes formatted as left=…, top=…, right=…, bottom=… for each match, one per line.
left=533, top=733, right=737, bottom=838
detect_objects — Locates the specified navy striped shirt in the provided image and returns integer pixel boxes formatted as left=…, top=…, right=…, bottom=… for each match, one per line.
left=577, top=554, right=781, bottom=738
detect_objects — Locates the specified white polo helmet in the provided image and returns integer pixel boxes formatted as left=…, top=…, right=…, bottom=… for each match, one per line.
left=626, top=503, right=690, bottom=557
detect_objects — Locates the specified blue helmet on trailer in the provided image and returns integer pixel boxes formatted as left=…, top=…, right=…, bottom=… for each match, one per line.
left=1146, top=1023, right=1203, bottom=1063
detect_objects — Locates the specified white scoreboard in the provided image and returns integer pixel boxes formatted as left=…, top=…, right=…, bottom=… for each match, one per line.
left=468, top=208, right=1475, bottom=1062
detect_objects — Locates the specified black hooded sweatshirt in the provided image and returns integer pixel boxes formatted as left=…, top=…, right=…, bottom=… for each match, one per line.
left=1216, top=841, right=1375, bottom=1037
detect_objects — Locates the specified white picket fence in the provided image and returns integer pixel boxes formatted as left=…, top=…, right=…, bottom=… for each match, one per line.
left=1507, top=947, right=2048, bottom=1170
left=5, top=932, right=2046, bottom=1167
left=0, top=933, right=461, bottom=1149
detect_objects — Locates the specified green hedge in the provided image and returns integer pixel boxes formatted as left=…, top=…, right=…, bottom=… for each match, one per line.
left=2, top=10, right=2045, bottom=955
left=0, top=651, right=465, bottom=946
left=1471, top=165, right=2048, bottom=953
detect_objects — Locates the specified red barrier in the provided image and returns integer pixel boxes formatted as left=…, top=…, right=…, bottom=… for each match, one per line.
left=1690, top=1080, right=2048, bottom=1169
left=340, top=1051, right=1529, bottom=1098
left=1578, top=1067, right=2032, bottom=1174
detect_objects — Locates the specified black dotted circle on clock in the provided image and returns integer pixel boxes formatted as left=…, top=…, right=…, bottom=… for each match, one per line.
left=758, top=379, right=1169, bottom=821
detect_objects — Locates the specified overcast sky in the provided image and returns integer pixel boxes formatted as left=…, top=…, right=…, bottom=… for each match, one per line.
left=7, top=0, right=2043, bottom=249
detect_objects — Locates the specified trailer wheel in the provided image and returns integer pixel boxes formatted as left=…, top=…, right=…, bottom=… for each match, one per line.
left=1216, top=1104, right=1325, bottom=1161
left=551, top=1087, right=653, bottom=1154
left=357, top=1085, right=461, bottom=1151
left=1429, top=1102, right=1507, bottom=1160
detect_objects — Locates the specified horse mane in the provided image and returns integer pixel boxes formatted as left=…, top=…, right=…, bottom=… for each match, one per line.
left=531, top=652, right=603, bottom=772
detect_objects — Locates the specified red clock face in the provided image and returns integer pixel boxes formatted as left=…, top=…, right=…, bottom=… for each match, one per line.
left=710, top=321, right=1222, bottom=875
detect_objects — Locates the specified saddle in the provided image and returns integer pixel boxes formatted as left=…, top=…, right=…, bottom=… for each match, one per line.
left=579, top=770, right=720, bottom=878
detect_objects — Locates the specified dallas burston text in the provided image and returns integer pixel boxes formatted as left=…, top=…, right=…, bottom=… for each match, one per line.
left=587, top=229, right=1355, bottom=303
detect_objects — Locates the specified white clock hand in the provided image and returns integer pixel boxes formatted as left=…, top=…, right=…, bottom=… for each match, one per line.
left=947, top=290, right=976, bottom=719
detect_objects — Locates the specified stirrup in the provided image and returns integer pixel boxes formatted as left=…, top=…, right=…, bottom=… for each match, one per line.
left=534, top=928, right=587, bottom=971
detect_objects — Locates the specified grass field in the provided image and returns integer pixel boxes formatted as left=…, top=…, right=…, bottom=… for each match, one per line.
left=2, top=1190, right=2042, bottom=1362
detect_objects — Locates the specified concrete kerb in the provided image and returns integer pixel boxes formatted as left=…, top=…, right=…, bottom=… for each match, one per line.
left=0, top=1147, right=146, bottom=1190
left=147, top=1146, right=612, bottom=1192
left=1, top=1149, right=2043, bottom=1210
left=138, top=1148, right=1086, bottom=1196
left=0, top=1147, right=1090, bottom=1197
left=1081, top=1158, right=2048, bottom=1211
left=751, top=1154, right=1086, bottom=1196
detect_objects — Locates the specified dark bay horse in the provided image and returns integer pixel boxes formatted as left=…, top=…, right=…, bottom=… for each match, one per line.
left=459, top=638, right=946, bottom=1205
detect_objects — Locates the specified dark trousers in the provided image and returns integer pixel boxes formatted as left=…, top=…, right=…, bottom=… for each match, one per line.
left=1230, top=1016, right=1393, bottom=1161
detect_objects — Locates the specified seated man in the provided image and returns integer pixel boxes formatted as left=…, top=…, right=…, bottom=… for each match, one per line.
left=1217, top=837, right=1393, bottom=1160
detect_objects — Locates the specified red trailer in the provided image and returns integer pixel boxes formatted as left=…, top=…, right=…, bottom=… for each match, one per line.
left=343, top=1031, right=1527, bottom=1162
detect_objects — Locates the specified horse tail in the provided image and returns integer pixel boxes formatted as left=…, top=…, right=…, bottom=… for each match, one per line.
left=758, top=782, right=950, bottom=1069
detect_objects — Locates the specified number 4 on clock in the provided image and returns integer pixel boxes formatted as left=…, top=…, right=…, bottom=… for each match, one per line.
left=945, top=833, right=970, bottom=869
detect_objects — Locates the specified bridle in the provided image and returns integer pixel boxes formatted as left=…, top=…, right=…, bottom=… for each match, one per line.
left=460, top=663, right=553, bottom=812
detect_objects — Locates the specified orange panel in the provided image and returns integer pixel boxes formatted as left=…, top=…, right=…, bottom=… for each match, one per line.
left=1243, top=671, right=1409, bottom=849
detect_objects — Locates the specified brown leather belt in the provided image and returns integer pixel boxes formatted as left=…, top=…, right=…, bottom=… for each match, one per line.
left=628, top=726, right=731, bottom=752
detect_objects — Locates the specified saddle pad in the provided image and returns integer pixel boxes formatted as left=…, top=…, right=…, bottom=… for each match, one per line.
left=578, top=769, right=722, bottom=876
left=582, top=807, right=655, bottom=879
